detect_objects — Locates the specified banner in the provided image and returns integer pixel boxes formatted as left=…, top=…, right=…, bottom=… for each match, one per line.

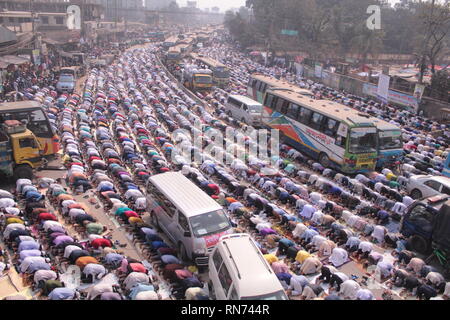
left=314, top=64, right=322, bottom=78
left=413, top=84, right=426, bottom=101
left=363, top=82, right=419, bottom=112
left=377, top=74, right=390, bottom=103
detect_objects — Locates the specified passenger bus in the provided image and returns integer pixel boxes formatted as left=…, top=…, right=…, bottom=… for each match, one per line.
left=163, top=36, right=179, bottom=49
left=370, top=117, right=404, bottom=168
left=0, top=101, right=59, bottom=157
left=194, top=55, right=229, bottom=88
left=165, top=46, right=182, bottom=64
left=248, top=73, right=314, bottom=103
left=262, top=89, right=378, bottom=173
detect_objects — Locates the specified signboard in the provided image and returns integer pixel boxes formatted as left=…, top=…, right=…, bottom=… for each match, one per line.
left=314, top=64, right=322, bottom=78
left=363, top=82, right=418, bottom=111
left=413, top=84, right=426, bottom=101
left=32, top=49, right=41, bottom=66
left=281, top=29, right=298, bottom=36
left=377, top=74, right=390, bottom=103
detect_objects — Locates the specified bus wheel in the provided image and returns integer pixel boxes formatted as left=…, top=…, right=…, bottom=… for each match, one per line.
left=410, top=189, right=423, bottom=200
left=13, top=165, right=33, bottom=181
left=319, top=153, right=331, bottom=168
left=409, top=235, right=429, bottom=255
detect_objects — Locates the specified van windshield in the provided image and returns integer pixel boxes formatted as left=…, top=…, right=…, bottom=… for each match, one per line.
left=59, top=75, right=74, bottom=82
left=249, top=105, right=262, bottom=113
left=241, top=290, right=288, bottom=300
left=189, top=210, right=230, bottom=237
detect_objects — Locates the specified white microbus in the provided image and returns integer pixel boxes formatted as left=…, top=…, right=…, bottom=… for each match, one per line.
left=146, top=172, right=233, bottom=267
left=225, top=94, right=263, bottom=126
left=208, top=234, right=288, bottom=300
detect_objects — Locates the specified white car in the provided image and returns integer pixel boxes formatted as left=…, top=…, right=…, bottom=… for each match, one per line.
left=405, top=175, right=450, bottom=199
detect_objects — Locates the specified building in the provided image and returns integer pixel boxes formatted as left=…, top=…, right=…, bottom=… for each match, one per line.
left=0, top=11, right=69, bottom=33
left=186, top=1, right=197, bottom=8
left=145, top=0, right=173, bottom=10
left=0, top=0, right=104, bottom=23
left=211, top=7, right=220, bottom=13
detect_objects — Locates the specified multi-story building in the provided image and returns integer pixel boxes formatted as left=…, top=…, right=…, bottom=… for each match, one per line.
left=145, top=0, right=173, bottom=10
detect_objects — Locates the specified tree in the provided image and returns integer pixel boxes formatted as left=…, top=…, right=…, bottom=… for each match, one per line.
left=430, top=70, right=450, bottom=101
left=416, top=0, right=450, bottom=83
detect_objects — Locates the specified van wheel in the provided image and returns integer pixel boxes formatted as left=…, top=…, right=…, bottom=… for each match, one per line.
left=409, top=235, right=429, bottom=255
left=208, top=281, right=216, bottom=300
left=178, top=242, right=189, bottom=262
left=150, top=212, right=161, bottom=231
left=13, top=165, right=34, bottom=181
left=241, top=117, right=246, bottom=124
left=410, top=189, right=423, bottom=200
left=319, top=153, right=331, bottom=168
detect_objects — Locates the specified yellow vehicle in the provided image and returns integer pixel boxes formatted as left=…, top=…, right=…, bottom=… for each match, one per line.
left=165, top=46, right=182, bottom=65
left=183, top=66, right=213, bottom=92
left=192, top=53, right=229, bottom=88
left=0, top=101, right=60, bottom=157
left=0, top=122, right=45, bottom=180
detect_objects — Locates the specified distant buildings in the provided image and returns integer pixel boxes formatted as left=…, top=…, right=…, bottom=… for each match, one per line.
left=145, top=0, right=174, bottom=10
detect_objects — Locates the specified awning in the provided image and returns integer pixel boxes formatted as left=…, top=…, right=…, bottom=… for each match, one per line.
left=0, top=55, right=30, bottom=65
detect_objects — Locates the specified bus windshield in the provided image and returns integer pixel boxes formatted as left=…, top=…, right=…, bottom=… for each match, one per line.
left=214, top=67, right=229, bottom=78
left=194, top=76, right=212, bottom=84
left=349, top=128, right=377, bottom=154
left=189, top=210, right=230, bottom=237
left=379, top=130, right=402, bottom=150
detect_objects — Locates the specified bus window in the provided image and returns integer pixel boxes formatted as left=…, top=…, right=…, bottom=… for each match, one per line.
left=260, top=83, right=267, bottom=94
left=322, top=118, right=339, bottom=136
left=264, top=93, right=275, bottom=108
left=310, top=112, right=324, bottom=131
left=256, top=81, right=264, bottom=92
left=275, top=98, right=285, bottom=113
left=286, top=103, right=300, bottom=119
left=298, top=107, right=312, bottom=124
left=335, top=136, right=347, bottom=147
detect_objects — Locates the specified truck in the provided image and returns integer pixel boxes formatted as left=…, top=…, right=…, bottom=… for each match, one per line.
left=0, top=120, right=45, bottom=180
left=182, top=65, right=213, bottom=92
left=400, top=195, right=450, bottom=274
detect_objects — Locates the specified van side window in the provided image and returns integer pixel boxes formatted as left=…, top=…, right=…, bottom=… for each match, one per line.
left=212, top=250, right=223, bottom=271
left=218, top=262, right=233, bottom=295
left=179, top=213, right=189, bottom=231
left=242, top=104, right=248, bottom=112
left=152, top=187, right=176, bottom=218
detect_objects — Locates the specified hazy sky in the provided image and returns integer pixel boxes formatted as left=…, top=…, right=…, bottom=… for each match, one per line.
left=178, top=0, right=246, bottom=12
left=177, top=0, right=403, bottom=12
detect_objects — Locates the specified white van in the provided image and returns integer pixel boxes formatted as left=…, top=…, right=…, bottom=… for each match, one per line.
left=225, top=95, right=263, bottom=126
left=208, top=234, right=288, bottom=300
left=146, top=172, right=233, bottom=267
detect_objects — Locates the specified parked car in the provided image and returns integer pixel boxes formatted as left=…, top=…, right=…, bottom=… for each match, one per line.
left=208, top=234, right=288, bottom=300
left=405, top=175, right=450, bottom=199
